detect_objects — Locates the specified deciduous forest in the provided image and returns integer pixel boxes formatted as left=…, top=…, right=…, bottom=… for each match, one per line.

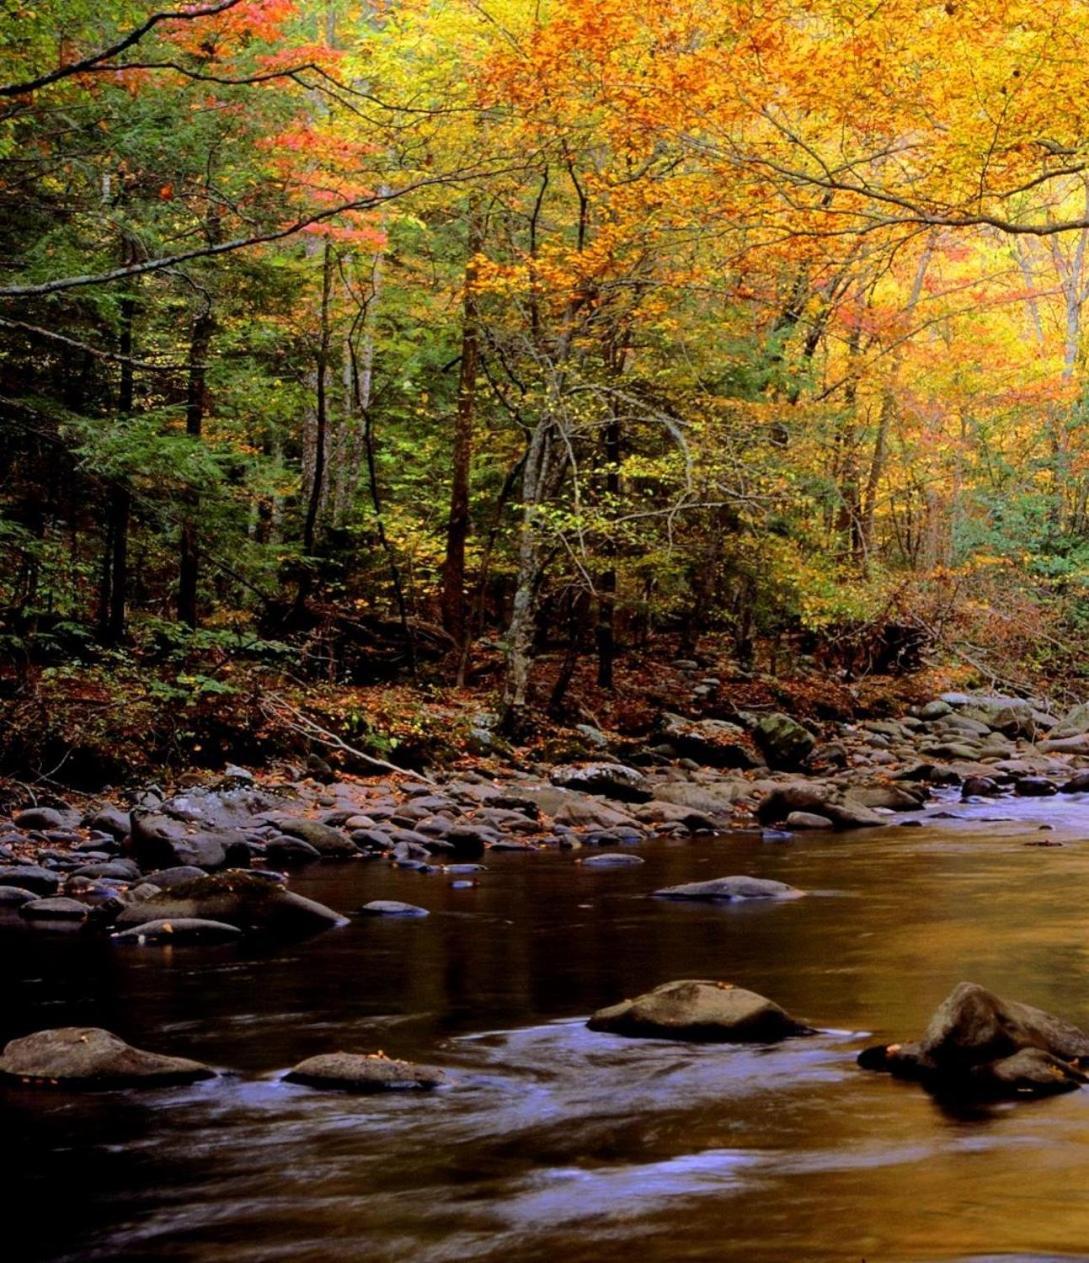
left=7, top=0, right=1089, bottom=777
left=12, top=8, right=1089, bottom=1262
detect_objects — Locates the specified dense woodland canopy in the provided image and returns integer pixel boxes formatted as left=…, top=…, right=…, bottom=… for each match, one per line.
left=5, top=0, right=1089, bottom=772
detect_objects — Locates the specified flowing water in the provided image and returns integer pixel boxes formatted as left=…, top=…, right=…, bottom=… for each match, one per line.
left=6, top=793, right=1089, bottom=1262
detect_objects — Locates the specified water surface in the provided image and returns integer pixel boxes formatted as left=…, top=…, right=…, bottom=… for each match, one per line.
left=6, top=792, right=1089, bottom=1261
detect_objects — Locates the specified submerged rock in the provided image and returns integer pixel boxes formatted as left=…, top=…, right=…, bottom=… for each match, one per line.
left=284, top=1052, right=444, bottom=1092
left=358, top=900, right=429, bottom=917
left=653, top=875, right=804, bottom=902
left=581, top=852, right=644, bottom=867
left=858, top=982, right=1089, bottom=1099
left=0, top=1027, right=214, bottom=1089
left=112, top=918, right=243, bottom=945
left=588, top=979, right=813, bottom=1042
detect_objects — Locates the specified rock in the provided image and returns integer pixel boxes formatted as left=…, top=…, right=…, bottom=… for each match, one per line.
left=574, top=723, right=610, bottom=750
left=0, top=886, right=36, bottom=907
left=1050, top=701, right=1089, bottom=740
left=265, top=836, right=322, bottom=866
left=20, top=897, right=89, bottom=922
left=72, top=859, right=141, bottom=881
left=757, top=786, right=884, bottom=830
left=440, top=827, right=488, bottom=860
left=653, top=780, right=750, bottom=813
left=284, top=1052, right=444, bottom=1092
left=653, top=875, right=804, bottom=901
left=804, top=741, right=849, bottom=772
left=1061, top=770, right=1089, bottom=793
left=1014, top=777, right=1057, bottom=797
left=550, top=763, right=652, bottom=803
left=858, top=982, right=1089, bottom=1099
left=550, top=796, right=637, bottom=831
left=130, top=812, right=237, bottom=872
left=13, top=807, right=68, bottom=831
left=581, top=853, right=645, bottom=867
left=991, top=701, right=1037, bottom=739
left=0, top=866, right=61, bottom=895
left=657, top=714, right=756, bottom=768
left=843, top=784, right=926, bottom=812
left=785, top=811, right=834, bottom=830
left=1039, top=734, right=1089, bottom=755
left=634, top=801, right=718, bottom=832
left=358, top=900, right=429, bottom=917
left=919, top=700, right=953, bottom=720
left=961, top=776, right=1000, bottom=798
left=159, top=784, right=284, bottom=829
left=940, top=692, right=970, bottom=707
left=588, top=980, right=812, bottom=1042
left=115, top=870, right=344, bottom=939
left=0, top=1027, right=214, bottom=1089
left=143, top=865, right=209, bottom=889
left=112, top=918, right=243, bottom=945
left=83, top=805, right=131, bottom=839
left=273, top=818, right=359, bottom=858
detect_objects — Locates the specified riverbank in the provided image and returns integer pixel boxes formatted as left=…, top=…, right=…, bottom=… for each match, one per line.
left=4, top=685, right=1089, bottom=923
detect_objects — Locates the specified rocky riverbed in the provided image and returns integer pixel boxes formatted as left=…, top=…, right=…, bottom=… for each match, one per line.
left=3, top=688, right=1089, bottom=917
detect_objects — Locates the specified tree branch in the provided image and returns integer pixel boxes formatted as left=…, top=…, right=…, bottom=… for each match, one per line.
left=0, top=0, right=246, bottom=98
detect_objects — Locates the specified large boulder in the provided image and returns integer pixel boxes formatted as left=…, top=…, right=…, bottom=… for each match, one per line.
left=753, top=713, right=817, bottom=771
left=587, top=980, right=812, bottom=1042
left=858, top=982, right=1089, bottom=1099
left=114, top=869, right=344, bottom=939
left=0, top=1027, right=214, bottom=1089
left=549, top=764, right=652, bottom=803
left=656, top=715, right=756, bottom=768
left=129, top=812, right=241, bottom=872
left=654, top=875, right=804, bottom=902
left=284, top=1052, right=444, bottom=1092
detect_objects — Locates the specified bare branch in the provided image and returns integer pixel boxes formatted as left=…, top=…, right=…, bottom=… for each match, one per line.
left=0, top=1, right=246, bottom=99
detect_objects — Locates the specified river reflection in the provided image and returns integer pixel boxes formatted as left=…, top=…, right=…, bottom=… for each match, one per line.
left=7, top=793, right=1089, bottom=1260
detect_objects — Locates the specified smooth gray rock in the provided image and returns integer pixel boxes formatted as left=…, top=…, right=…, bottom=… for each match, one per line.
left=581, top=853, right=645, bottom=867
left=654, top=875, right=804, bottom=902
left=588, top=979, right=812, bottom=1042
left=284, top=1052, right=444, bottom=1091
left=358, top=900, right=429, bottom=917
left=0, top=1027, right=214, bottom=1089
left=111, top=918, right=243, bottom=945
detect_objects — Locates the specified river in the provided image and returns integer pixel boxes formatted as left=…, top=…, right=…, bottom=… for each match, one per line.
left=5, top=792, right=1089, bottom=1261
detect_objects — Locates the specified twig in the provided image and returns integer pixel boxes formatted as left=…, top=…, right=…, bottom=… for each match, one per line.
left=261, top=693, right=437, bottom=785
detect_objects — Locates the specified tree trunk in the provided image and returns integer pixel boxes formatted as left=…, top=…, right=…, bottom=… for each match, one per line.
left=177, top=301, right=215, bottom=627
left=302, top=240, right=335, bottom=564
left=440, top=203, right=484, bottom=648
left=595, top=407, right=620, bottom=688
left=100, top=286, right=136, bottom=645
left=501, top=416, right=560, bottom=735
